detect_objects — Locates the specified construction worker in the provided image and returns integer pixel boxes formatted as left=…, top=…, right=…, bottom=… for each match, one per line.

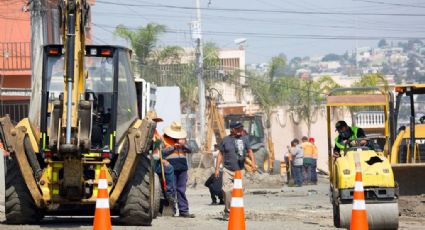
left=288, top=138, right=303, bottom=187
left=334, top=120, right=366, bottom=157
left=146, top=111, right=176, bottom=206
left=214, top=121, right=257, bottom=220
left=301, top=136, right=315, bottom=185
left=309, top=137, right=318, bottom=185
left=162, top=121, right=195, bottom=218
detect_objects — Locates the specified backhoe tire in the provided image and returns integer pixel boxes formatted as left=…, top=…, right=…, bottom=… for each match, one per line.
left=153, top=174, right=161, bottom=218
left=119, top=154, right=153, bottom=226
left=5, top=156, right=41, bottom=224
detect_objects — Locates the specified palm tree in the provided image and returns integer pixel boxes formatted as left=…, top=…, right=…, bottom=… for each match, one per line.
left=114, top=23, right=183, bottom=84
left=246, top=56, right=286, bottom=141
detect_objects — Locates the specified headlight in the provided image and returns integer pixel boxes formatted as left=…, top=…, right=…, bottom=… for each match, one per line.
left=343, top=169, right=350, bottom=175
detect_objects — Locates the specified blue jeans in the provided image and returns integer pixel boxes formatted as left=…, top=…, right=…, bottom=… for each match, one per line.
left=155, top=162, right=175, bottom=198
left=303, top=163, right=312, bottom=183
left=174, top=170, right=189, bottom=214
left=311, top=159, right=318, bottom=183
left=292, top=165, right=303, bottom=186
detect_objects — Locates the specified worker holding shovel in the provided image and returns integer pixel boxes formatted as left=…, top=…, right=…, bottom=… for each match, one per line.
left=147, top=111, right=176, bottom=213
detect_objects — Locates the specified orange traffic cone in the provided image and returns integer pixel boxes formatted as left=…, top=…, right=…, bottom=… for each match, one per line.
left=350, top=171, right=368, bottom=230
left=93, top=168, right=112, bottom=230
left=228, top=170, right=245, bottom=230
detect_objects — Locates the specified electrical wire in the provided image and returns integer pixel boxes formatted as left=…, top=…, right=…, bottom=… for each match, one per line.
left=95, top=0, right=425, bottom=17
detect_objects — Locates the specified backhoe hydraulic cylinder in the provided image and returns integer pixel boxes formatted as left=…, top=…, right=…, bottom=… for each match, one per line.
left=65, top=12, right=75, bottom=144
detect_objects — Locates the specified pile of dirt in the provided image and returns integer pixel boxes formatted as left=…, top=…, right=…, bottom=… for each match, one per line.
left=187, top=167, right=284, bottom=189
left=399, top=195, right=425, bottom=218
left=244, top=172, right=284, bottom=189
left=187, top=167, right=215, bottom=188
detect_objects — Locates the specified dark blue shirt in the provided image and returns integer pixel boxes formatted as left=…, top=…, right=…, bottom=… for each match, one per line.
left=219, top=135, right=251, bottom=171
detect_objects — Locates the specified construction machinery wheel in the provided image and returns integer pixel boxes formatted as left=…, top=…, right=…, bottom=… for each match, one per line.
left=119, top=154, right=153, bottom=226
left=332, top=203, right=341, bottom=228
left=5, top=156, right=42, bottom=224
left=152, top=173, right=161, bottom=218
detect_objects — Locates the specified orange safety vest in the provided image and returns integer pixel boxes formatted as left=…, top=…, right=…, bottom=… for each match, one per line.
left=302, top=142, right=315, bottom=159
left=162, top=136, right=188, bottom=159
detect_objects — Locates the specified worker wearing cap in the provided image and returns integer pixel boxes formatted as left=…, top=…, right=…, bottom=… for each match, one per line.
left=215, top=121, right=257, bottom=220
left=162, top=121, right=195, bottom=218
left=334, top=120, right=366, bottom=156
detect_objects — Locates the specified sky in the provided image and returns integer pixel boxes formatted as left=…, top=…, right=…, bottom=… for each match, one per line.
left=91, top=0, right=425, bottom=64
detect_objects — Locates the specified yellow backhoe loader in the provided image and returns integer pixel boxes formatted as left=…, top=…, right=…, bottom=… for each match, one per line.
left=0, top=0, right=158, bottom=225
left=390, top=84, right=425, bottom=195
left=326, top=87, right=398, bottom=229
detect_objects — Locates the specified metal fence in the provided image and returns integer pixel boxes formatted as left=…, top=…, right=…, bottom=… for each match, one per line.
left=0, top=100, right=30, bottom=123
left=0, top=42, right=31, bottom=71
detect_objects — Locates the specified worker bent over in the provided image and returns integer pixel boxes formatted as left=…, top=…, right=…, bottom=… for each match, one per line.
left=147, top=111, right=176, bottom=205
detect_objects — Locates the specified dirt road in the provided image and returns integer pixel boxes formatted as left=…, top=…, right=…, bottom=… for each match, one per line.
left=1, top=175, right=424, bottom=229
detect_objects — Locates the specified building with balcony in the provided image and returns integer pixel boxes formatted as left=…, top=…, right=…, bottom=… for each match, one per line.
left=0, top=1, right=32, bottom=122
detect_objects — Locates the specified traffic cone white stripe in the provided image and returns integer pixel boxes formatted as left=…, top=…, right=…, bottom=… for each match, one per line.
left=98, top=179, right=108, bottom=189
left=352, top=200, right=366, bottom=210
left=354, top=181, right=364, bottom=192
left=96, top=198, right=110, bottom=208
left=234, top=179, right=243, bottom=189
left=231, top=197, right=244, bottom=208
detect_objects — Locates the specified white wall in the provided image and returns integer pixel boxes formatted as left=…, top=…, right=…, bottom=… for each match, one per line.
left=270, top=106, right=350, bottom=172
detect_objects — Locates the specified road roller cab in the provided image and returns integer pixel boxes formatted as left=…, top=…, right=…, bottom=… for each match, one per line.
left=326, top=87, right=399, bottom=229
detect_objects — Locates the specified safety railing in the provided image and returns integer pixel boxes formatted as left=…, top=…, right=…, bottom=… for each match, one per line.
left=0, top=42, right=31, bottom=71
left=354, top=111, right=385, bottom=128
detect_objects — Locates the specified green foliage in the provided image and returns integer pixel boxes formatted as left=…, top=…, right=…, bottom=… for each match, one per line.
left=378, top=39, right=388, bottom=48
left=322, top=53, right=342, bottom=62
left=352, top=73, right=388, bottom=90
left=284, top=76, right=340, bottom=135
left=114, top=23, right=166, bottom=65
left=203, top=42, right=220, bottom=67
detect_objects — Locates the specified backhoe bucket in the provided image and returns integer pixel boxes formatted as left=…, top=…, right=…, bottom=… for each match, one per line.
left=392, top=163, right=425, bottom=195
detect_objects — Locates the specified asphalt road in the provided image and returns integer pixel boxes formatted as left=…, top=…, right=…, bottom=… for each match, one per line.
left=0, top=175, right=424, bottom=229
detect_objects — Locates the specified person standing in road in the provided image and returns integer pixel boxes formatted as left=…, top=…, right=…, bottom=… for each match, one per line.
left=146, top=111, right=176, bottom=205
left=162, top=121, right=195, bottom=218
left=309, top=137, right=318, bottom=185
left=301, top=136, right=315, bottom=185
left=289, top=138, right=303, bottom=187
left=215, top=121, right=258, bottom=220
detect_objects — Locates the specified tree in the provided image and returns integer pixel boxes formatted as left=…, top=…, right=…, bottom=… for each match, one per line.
left=114, top=23, right=183, bottom=84
left=322, top=53, right=342, bottom=62
left=352, top=73, right=388, bottom=90
left=285, top=76, right=340, bottom=136
left=246, top=56, right=286, bottom=140
left=378, top=39, right=388, bottom=48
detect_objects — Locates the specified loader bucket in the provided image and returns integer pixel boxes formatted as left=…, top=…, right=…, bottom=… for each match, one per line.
left=392, top=163, right=425, bottom=195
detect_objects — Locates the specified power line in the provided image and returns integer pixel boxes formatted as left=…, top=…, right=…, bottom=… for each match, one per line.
left=93, top=23, right=425, bottom=41
left=92, top=11, right=425, bottom=34
left=95, top=0, right=425, bottom=17
left=353, top=0, right=425, bottom=9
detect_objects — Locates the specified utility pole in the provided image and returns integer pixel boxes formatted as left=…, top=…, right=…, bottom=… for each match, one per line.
left=193, top=0, right=205, bottom=146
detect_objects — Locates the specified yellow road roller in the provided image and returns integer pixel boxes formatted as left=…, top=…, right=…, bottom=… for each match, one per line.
left=326, top=87, right=399, bottom=229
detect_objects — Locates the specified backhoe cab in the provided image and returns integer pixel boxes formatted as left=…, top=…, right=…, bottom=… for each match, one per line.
left=0, top=43, right=158, bottom=225
left=390, top=84, right=425, bottom=195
